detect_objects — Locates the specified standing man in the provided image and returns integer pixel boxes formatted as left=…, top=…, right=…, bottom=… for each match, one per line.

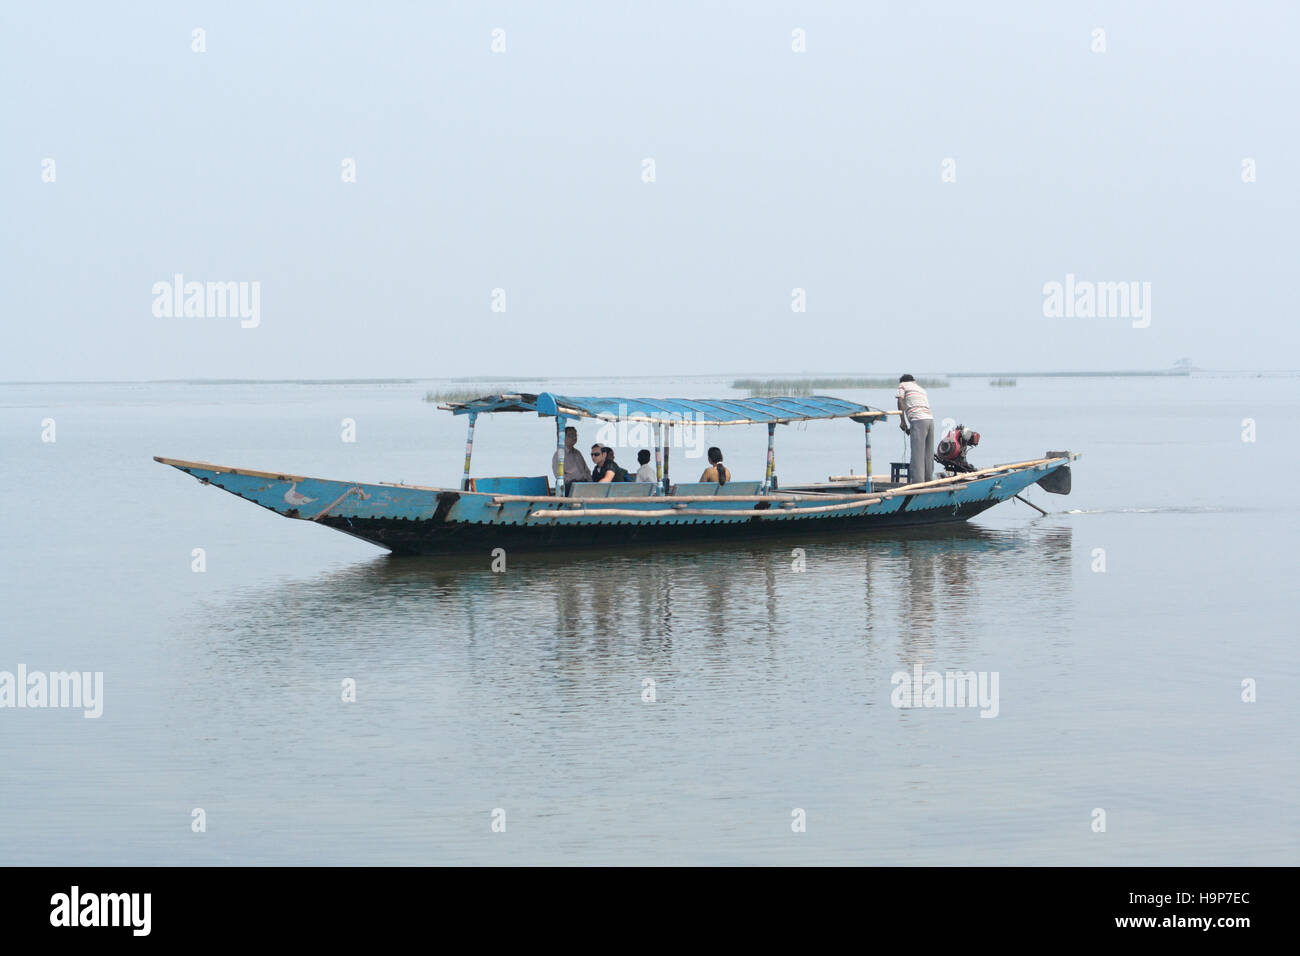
left=552, top=426, right=591, bottom=494
left=896, top=374, right=934, bottom=484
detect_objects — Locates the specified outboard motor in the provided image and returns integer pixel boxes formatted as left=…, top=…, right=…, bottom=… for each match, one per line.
left=935, top=424, right=980, bottom=473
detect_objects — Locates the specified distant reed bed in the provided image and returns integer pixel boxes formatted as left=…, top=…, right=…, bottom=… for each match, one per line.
left=734, top=377, right=949, bottom=396
left=424, top=388, right=496, bottom=404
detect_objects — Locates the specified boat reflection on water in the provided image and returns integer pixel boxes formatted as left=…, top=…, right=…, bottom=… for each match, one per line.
left=193, top=522, right=1074, bottom=683
left=878, top=522, right=1074, bottom=667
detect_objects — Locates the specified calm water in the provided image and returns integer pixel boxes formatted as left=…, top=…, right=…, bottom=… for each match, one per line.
left=1, top=375, right=1296, bottom=864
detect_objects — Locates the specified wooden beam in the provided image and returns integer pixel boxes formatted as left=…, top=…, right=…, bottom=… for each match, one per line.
left=487, top=454, right=1073, bottom=506
left=493, top=491, right=873, bottom=506
left=528, top=498, right=884, bottom=520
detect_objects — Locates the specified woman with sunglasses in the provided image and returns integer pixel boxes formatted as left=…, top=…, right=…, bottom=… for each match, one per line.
left=590, top=445, right=627, bottom=483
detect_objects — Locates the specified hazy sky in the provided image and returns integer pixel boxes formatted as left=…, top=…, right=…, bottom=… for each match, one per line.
left=4, top=1, right=1297, bottom=381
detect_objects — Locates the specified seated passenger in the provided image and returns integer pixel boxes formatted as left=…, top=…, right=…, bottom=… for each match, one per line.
left=700, top=446, right=730, bottom=485
left=635, top=449, right=656, bottom=483
left=552, top=425, right=591, bottom=494
left=591, top=445, right=627, bottom=483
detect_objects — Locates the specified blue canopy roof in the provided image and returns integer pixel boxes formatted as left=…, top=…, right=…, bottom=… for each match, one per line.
left=440, top=392, right=888, bottom=426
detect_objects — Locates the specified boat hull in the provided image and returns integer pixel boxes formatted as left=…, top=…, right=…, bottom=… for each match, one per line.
left=311, top=499, right=1003, bottom=554
left=154, top=455, right=1071, bottom=556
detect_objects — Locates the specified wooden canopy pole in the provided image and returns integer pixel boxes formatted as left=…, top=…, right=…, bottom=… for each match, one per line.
left=863, top=420, right=873, bottom=491
left=662, top=424, right=671, bottom=493
left=461, top=412, right=477, bottom=491
left=554, top=414, right=567, bottom=496
left=654, top=422, right=664, bottom=495
left=762, top=422, right=776, bottom=493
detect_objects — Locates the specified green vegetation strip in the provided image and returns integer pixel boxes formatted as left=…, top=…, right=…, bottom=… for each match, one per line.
left=424, top=389, right=498, bottom=403
left=734, top=377, right=949, bottom=396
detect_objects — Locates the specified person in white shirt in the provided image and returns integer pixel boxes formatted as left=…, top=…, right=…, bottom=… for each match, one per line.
left=895, top=374, right=934, bottom=484
left=634, top=449, right=656, bottom=483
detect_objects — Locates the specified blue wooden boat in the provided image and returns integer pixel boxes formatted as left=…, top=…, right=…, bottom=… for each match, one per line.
left=155, top=392, right=1077, bottom=555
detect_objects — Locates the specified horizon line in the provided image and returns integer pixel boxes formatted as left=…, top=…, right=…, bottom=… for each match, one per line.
left=2, top=368, right=1298, bottom=386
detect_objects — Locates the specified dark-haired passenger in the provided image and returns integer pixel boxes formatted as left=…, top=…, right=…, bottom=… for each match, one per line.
left=699, top=447, right=730, bottom=486
left=591, top=445, right=626, bottom=483
left=552, top=425, right=591, bottom=494
left=634, top=449, right=656, bottom=483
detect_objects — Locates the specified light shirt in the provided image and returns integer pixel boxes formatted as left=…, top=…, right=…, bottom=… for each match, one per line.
left=895, top=382, right=933, bottom=422
left=635, top=463, right=657, bottom=483
left=552, top=446, right=591, bottom=482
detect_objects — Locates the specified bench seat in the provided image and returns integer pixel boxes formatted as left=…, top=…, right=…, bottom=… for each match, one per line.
left=570, top=481, right=659, bottom=500
left=470, top=475, right=550, bottom=495
left=606, top=482, right=658, bottom=498
left=671, top=480, right=762, bottom=496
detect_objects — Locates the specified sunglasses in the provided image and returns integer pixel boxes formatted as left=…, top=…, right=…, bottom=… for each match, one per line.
left=591, top=450, right=603, bottom=458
